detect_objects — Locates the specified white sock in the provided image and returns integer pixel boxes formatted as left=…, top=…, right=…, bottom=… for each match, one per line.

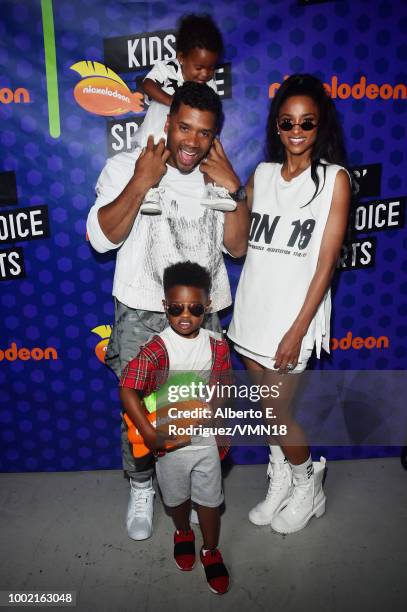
left=269, top=445, right=286, bottom=463
left=131, top=477, right=152, bottom=489
left=290, top=455, right=314, bottom=479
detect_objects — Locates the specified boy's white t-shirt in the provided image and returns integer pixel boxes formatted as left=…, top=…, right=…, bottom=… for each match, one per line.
left=159, top=326, right=212, bottom=371
left=134, top=58, right=218, bottom=147
left=159, top=326, right=215, bottom=450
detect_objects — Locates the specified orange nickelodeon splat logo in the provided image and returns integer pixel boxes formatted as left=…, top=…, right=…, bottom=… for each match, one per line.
left=70, top=61, right=144, bottom=116
left=91, top=325, right=112, bottom=363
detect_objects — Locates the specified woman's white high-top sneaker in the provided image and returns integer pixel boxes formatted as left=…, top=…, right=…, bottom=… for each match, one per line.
left=249, top=456, right=293, bottom=525
left=271, top=457, right=326, bottom=534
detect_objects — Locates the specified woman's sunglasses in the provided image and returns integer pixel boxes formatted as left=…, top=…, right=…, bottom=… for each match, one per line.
left=278, top=119, right=318, bottom=132
left=166, top=302, right=206, bottom=317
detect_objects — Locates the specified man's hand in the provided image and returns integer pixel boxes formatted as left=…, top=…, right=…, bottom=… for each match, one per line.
left=134, top=136, right=171, bottom=192
left=97, top=136, right=171, bottom=244
left=199, top=139, right=240, bottom=193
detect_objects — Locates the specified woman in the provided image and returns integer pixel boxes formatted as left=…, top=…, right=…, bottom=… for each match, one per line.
left=228, top=74, right=351, bottom=533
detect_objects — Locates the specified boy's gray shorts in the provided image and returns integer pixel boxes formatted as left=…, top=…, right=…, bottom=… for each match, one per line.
left=155, top=440, right=224, bottom=508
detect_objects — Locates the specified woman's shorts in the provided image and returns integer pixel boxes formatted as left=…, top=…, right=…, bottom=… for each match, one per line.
left=234, top=343, right=312, bottom=374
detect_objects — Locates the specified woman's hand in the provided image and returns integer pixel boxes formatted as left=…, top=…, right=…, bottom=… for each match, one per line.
left=273, top=327, right=305, bottom=373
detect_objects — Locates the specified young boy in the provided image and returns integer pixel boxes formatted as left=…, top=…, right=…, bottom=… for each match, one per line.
left=119, top=261, right=231, bottom=595
left=135, top=14, right=236, bottom=214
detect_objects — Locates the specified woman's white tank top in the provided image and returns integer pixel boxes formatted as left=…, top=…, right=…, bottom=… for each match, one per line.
left=228, top=161, right=347, bottom=362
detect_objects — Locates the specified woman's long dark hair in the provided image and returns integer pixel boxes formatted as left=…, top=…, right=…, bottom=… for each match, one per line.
left=266, top=74, right=348, bottom=206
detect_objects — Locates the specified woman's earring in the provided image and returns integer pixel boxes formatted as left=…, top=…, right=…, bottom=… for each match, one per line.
left=277, top=130, right=280, bottom=135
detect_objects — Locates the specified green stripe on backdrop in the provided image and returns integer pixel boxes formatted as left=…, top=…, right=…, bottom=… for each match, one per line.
left=41, top=0, right=60, bottom=138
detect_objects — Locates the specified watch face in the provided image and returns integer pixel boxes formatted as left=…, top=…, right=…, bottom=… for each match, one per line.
left=230, top=186, right=246, bottom=201
left=235, top=186, right=247, bottom=201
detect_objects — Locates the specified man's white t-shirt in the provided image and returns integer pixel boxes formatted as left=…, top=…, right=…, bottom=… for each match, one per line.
left=87, top=150, right=232, bottom=313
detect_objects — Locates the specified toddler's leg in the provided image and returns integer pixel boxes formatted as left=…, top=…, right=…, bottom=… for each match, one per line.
left=202, top=171, right=211, bottom=186
left=171, top=499, right=191, bottom=532
left=196, top=505, right=220, bottom=550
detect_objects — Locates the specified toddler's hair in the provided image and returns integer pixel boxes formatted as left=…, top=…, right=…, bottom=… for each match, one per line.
left=176, top=14, right=224, bottom=57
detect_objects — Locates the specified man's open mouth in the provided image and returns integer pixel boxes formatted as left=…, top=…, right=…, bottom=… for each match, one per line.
left=178, top=148, right=199, bottom=165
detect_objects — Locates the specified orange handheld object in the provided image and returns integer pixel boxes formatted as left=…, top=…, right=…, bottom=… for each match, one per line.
left=124, top=399, right=208, bottom=458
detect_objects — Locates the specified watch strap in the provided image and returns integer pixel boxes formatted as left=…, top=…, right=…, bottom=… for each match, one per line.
left=229, top=185, right=247, bottom=201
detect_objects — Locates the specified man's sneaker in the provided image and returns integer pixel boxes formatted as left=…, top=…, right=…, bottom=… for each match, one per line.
left=126, top=478, right=155, bottom=540
left=200, top=547, right=230, bottom=595
left=140, top=186, right=164, bottom=215
left=248, top=458, right=293, bottom=525
left=201, top=183, right=237, bottom=212
left=174, top=529, right=196, bottom=571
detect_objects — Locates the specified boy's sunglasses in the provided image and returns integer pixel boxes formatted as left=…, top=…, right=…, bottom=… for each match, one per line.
left=278, top=119, right=318, bottom=132
left=166, top=302, right=206, bottom=317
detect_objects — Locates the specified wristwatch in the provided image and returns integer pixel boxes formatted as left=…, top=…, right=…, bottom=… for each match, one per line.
left=229, top=185, right=247, bottom=201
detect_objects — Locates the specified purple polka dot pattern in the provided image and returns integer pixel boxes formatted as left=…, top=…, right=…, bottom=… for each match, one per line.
left=0, top=0, right=406, bottom=471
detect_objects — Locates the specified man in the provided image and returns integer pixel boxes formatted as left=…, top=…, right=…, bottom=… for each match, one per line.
left=87, top=82, right=248, bottom=540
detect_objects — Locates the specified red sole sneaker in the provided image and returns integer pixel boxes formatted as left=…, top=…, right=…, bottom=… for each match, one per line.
left=200, top=548, right=230, bottom=594
left=174, top=529, right=195, bottom=571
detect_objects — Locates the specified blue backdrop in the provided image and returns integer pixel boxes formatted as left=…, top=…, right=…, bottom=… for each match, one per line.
left=0, top=0, right=406, bottom=472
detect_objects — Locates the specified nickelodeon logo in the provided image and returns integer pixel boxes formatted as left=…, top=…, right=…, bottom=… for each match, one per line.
left=0, top=342, right=58, bottom=362
left=330, top=331, right=389, bottom=351
left=70, top=61, right=144, bottom=116
left=269, top=76, right=406, bottom=100
left=0, top=87, right=30, bottom=104
left=91, top=325, right=112, bottom=362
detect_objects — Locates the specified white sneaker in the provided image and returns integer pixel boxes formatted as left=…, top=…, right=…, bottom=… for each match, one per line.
left=271, top=457, right=326, bottom=534
left=126, top=478, right=155, bottom=540
left=201, top=183, right=237, bottom=212
left=140, top=187, right=164, bottom=215
left=248, top=457, right=293, bottom=525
